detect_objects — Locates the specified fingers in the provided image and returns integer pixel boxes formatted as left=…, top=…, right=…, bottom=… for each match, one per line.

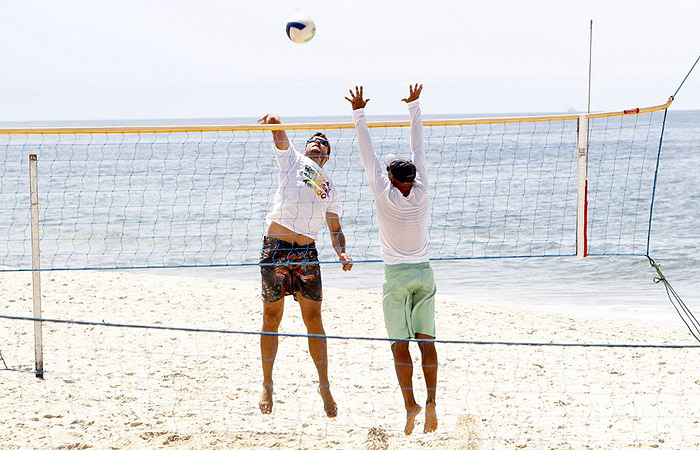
left=346, top=86, right=364, bottom=99
left=402, top=83, right=423, bottom=102
left=345, top=86, right=369, bottom=110
left=349, top=84, right=424, bottom=104
left=339, top=253, right=353, bottom=271
left=359, top=87, right=371, bottom=106
left=258, top=113, right=282, bottom=124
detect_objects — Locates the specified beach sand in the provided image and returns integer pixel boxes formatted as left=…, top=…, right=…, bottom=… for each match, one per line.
left=1, top=269, right=699, bottom=449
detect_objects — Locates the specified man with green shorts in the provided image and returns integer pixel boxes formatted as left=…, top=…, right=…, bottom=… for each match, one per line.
left=345, top=84, right=438, bottom=435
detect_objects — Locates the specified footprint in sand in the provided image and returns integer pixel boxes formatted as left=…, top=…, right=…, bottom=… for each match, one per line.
left=455, top=415, right=481, bottom=450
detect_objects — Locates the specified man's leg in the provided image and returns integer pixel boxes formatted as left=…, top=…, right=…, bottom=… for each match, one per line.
left=297, top=294, right=337, bottom=417
left=259, top=298, right=284, bottom=414
left=391, top=341, right=422, bottom=435
left=416, top=332, right=438, bottom=433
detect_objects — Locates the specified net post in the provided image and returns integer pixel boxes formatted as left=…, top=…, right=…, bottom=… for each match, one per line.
left=29, top=154, right=44, bottom=379
left=576, top=115, right=589, bottom=257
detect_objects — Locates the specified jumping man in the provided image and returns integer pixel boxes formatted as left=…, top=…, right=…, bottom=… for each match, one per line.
left=345, top=84, right=438, bottom=435
left=256, top=112, right=353, bottom=417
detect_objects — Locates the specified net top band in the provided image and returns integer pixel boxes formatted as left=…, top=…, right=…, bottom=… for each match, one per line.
left=0, top=98, right=673, bottom=135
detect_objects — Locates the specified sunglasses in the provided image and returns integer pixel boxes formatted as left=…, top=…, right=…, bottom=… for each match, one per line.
left=306, top=138, right=330, bottom=149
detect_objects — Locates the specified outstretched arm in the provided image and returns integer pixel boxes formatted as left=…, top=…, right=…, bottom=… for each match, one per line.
left=258, top=113, right=290, bottom=151
left=403, top=84, right=426, bottom=180
left=326, top=212, right=353, bottom=271
left=346, top=86, right=388, bottom=192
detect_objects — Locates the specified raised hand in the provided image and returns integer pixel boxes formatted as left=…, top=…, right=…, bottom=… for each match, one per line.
left=401, top=83, right=423, bottom=103
left=258, top=113, right=281, bottom=125
left=344, top=86, right=370, bottom=111
left=258, top=113, right=289, bottom=150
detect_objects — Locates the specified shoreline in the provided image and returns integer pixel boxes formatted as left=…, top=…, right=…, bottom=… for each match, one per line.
left=139, top=261, right=698, bottom=327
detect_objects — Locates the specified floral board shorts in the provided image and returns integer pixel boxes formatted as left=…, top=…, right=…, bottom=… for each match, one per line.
left=260, top=236, right=323, bottom=303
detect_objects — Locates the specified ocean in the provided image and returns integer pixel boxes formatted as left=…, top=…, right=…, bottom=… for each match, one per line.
left=1, top=109, right=698, bottom=327
left=166, top=109, right=700, bottom=326
left=200, top=110, right=700, bottom=325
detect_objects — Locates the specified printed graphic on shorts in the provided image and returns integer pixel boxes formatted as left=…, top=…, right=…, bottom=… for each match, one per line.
left=260, top=238, right=322, bottom=302
left=299, top=165, right=331, bottom=199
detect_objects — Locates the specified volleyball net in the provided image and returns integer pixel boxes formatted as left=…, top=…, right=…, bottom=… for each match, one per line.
left=2, top=99, right=700, bottom=449
left=0, top=99, right=671, bottom=271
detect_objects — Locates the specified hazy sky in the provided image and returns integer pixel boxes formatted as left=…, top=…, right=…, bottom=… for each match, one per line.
left=1, top=0, right=699, bottom=122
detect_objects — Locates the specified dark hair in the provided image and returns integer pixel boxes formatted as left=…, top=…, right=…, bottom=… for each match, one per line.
left=387, top=159, right=417, bottom=183
left=309, top=132, right=331, bottom=155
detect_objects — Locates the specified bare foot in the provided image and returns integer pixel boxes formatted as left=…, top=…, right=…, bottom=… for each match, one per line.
left=404, top=404, right=422, bottom=435
left=259, top=384, right=273, bottom=415
left=318, top=385, right=337, bottom=418
left=424, top=402, right=438, bottom=433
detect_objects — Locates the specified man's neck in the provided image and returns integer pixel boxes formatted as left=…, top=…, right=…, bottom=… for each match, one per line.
left=394, top=184, right=412, bottom=197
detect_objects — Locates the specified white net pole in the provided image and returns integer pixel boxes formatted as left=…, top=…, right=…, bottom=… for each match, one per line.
left=29, top=153, right=44, bottom=379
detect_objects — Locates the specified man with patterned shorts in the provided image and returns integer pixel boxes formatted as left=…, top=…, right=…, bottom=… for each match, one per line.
left=345, top=84, right=438, bottom=435
left=256, top=113, right=353, bottom=417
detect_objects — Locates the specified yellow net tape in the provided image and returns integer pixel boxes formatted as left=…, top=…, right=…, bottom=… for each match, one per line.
left=0, top=98, right=673, bottom=135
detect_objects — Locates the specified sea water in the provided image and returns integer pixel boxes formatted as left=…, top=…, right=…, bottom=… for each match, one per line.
left=171, top=110, right=700, bottom=326
left=1, top=110, right=698, bottom=326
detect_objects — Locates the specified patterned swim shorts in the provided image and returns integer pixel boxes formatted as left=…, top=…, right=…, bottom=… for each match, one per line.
left=260, top=236, right=323, bottom=303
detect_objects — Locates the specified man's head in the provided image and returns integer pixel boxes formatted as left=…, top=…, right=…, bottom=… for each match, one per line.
left=385, top=154, right=416, bottom=196
left=305, top=132, right=331, bottom=167
left=385, top=154, right=416, bottom=183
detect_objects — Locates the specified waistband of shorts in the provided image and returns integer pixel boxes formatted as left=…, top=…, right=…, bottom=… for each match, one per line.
left=383, top=261, right=431, bottom=272
left=263, top=236, right=317, bottom=249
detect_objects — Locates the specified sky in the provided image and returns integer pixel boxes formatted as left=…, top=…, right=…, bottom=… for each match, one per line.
left=1, top=0, right=699, bottom=122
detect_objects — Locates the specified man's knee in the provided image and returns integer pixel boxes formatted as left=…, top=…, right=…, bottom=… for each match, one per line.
left=417, top=341, right=437, bottom=364
left=298, top=295, right=323, bottom=322
left=391, top=341, right=411, bottom=358
left=262, top=301, right=284, bottom=328
left=298, top=297, right=326, bottom=335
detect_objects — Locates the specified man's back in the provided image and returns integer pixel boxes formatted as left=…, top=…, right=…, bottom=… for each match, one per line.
left=352, top=98, right=430, bottom=264
left=372, top=175, right=430, bottom=264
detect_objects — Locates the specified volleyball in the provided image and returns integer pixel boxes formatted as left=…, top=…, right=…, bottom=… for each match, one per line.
left=286, top=14, right=316, bottom=44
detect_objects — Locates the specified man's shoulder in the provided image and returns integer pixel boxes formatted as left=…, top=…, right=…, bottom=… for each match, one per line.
left=274, top=142, right=302, bottom=158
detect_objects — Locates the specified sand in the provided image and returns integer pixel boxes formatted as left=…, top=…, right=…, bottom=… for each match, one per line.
left=1, top=268, right=699, bottom=449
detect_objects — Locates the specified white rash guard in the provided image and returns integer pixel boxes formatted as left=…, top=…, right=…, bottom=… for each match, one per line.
left=265, top=143, right=342, bottom=241
left=352, top=100, right=430, bottom=264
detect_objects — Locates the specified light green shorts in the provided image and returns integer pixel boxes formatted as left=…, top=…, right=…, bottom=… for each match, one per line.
left=382, top=262, right=436, bottom=341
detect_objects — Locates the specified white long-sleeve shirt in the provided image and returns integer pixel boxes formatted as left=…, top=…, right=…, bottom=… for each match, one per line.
left=265, top=143, right=342, bottom=240
left=352, top=100, right=430, bottom=265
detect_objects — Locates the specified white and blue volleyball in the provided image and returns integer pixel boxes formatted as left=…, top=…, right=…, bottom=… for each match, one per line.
left=286, top=14, right=316, bottom=44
